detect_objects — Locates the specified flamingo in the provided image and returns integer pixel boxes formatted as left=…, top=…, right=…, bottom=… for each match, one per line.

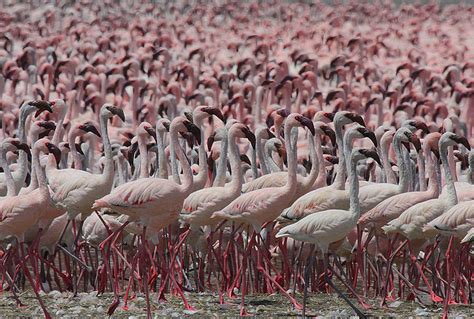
left=0, top=100, right=53, bottom=196
left=212, top=113, right=314, bottom=315
left=92, top=116, right=201, bottom=315
left=180, top=122, right=256, bottom=229
left=277, top=148, right=381, bottom=317
left=0, top=138, right=61, bottom=319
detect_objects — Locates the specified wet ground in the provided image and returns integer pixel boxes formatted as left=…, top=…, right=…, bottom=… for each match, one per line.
left=1, top=290, right=473, bottom=318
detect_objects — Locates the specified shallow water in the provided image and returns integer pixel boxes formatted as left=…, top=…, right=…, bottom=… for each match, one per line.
left=1, top=290, right=473, bottom=318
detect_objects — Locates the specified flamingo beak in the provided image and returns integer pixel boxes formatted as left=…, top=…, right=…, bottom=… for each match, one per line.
left=184, top=121, right=201, bottom=145
left=47, top=143, right=62, bottom=165
left=145, top=127, right=157, bottom=142
left=451, top=135, right=471, bottom=150
left=107, top=106, right=126, bottom=122
left=296, top=115, right=315, bottom=135
left=345, top=113, right=366, bottom=127
left=321, top=125, right=336, bottom=146
left=204, top=107, right=225, bottom=123
left=81, top=123, right=101, bottom=137
left=361, top=148, right=382, bottom=166
left=242, top=126, right=256, bottom=149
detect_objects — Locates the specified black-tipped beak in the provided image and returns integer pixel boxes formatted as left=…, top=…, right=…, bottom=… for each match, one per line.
left=276, top=108, right=290, bottom=118
left=358, top=128, right=377, bottom=147
left=361, top=149, right=382, bottom=166
left=204, top=107, right=225, bottom=123
left=322, top=112, right=334, bottom=121
left=15, top=142, right=31, bottom=155
left=240, top=154, right=251, bottom=166
left=414, top=121, right=429, bottom=134
left=452, top=135, right=471, bottom=151
left=81, top=122, right=101, bottom=137
left=266, top=128, right=276, bottom=139
left=296, top=115, right=315, bottom=135
left=184, top=111, right=194, bottom=123
left=47, top=143, right=61, bottom=165
left=242, top=126, right=256, bottom=149
left=145, top=127, right=157, bottom=142
left=163, top=121, right=170, bottom=132
left=409, top=134, right=422, bottom=152
left=128, top=142, right=138, bottom=168
left=32, top=100, right=53, bottom=117
left=184, top=121, right=201, bottom=145
left=39, top=121, right=56, bottom=132
left=75, top=143, right=84, bottom=155
left=321, top=125, right=336, bottom=146
left=207, top=132, right=216, bottom=151
left=107, top=106, right=125, bottom=122
left=345, top=113, right=366, bottom=127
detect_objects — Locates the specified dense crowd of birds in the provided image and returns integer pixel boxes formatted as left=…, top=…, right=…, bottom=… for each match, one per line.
left=0, top=1, right=473, bottom=318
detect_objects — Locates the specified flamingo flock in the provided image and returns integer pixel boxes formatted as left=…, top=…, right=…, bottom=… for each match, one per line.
left=0, top=1, right=473, bottom=318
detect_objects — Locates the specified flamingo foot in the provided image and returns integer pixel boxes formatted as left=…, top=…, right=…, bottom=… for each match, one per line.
left=107, top=298, right=120, bottom=316
left=431, top=293, right=443, bottom=303
left=240, top=307, right=249, bottom=316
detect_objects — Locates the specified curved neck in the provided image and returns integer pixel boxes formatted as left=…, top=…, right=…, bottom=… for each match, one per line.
left=99, top=113, right=114, bottom=179
left=381, top=136, right=397, bottom=184
left=314, top=133, right=327, bottom=186
left=393, top=137, right=410, bottom=192
left=138, top=135, right=149, bottom=178
left=417, top=151, right=426, bottom=191
left=171, top=129, right=193, bottom=192
left=302, top=132, right=318, bottom=189
left=333, top=121, right=346, bottom=189
left=169, top=138, right=181, bottom=184
left=17, top=107, right=32, bottom=187
left=283, top=125, right=298, bottom=193
left=157, top=131, right=169, bottom=179
left=256, top=132, right=269, bottom=175
left=425, top=152, right=440, bottom=195
left=265, top=143, right=282, bottom=173
left=227, top=133, right=244, bottom=194
left=32, top=148, right=48, bottom=196
left=440, top=144, right=458, bottom=206
left=0, top=149, right=16, bottom=196
left=68, top=131, right=83, bottom=170
left=213, top=132, right=229, bottom=187
left=347, top=156, right=361, bottom=216
left=192, top=120, right=208, bottom=189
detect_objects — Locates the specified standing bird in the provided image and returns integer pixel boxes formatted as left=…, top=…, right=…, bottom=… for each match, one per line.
left=277, top=148, right=381, bottom=317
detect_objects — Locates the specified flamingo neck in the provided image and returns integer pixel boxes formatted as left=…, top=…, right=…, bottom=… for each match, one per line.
left=192, top=119, right=208, bottom=189
left=314, top=132, right=327, bottom=187
left=393, top=135, right=409, bottom=192
left=156, top=131, right=169, bottom=179
left=381, top=135, right=397, bottom=184
left=213, top=131, right=229, bottom=187
left=347, top=155, right=361, bottom=217
left=283, top=125, right=297, bottom=194
left=68, top=130, right=83, bottom=170
left=333, top=121, right=345, bottom=189
left=302, top=131, right=318, bottom=190
left=32, top=148, right=48, bottom=195
left=265, top=142, right=282, bottom=173
left=417, top=150, right=427, bottom=191
left=440, top=144, right=458, bottom=207
left=99, top=113, right=114, bottom=181
left=0, top=148, right=16, bottom=196
left=171, top=128, right=193, bottom=193
left=426, top=152, right=440, bottom=196
left=138, top=134, right=149, bottom=179
left=256, top=129, right=269, bottom=175
left=227, top=132, right=244, bottom=194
